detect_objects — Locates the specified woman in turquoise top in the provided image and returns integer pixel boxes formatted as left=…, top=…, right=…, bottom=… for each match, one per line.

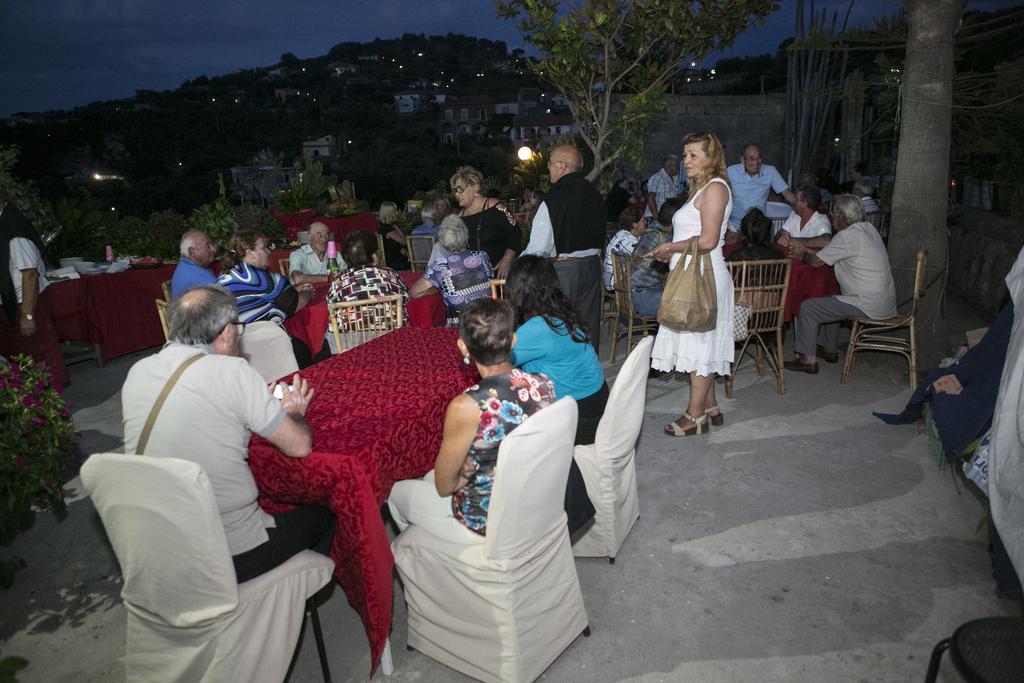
left=505, top=255, right=609, bottom=446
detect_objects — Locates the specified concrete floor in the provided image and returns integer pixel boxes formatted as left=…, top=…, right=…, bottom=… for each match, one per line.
left=2, top=298, right=1020, bottom=682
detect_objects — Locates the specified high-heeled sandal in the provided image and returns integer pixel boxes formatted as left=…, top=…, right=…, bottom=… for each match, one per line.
left=664, top=411, right=710, bottom=436
left=705, top=407, right=724, bottom=426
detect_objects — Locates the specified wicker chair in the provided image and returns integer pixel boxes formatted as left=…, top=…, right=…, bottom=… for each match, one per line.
left=724, top=259, right=791, bottom=399
left=375, top=234, right=388, bottom=269
left=406, top=235, right=435, bottom=273
left=608, top=252, right=658, bottom=363
left=327, top=295, right=404, bottom=354
left=866, top=210, right=889, bottom=243
left=841, top=249, right=926, bottom=390
left=277, top=258, right=290, bottom=278
left=161, top=280, right=172, bottom=302
left=155, top=299, right=169, bottom=341
left=489, top=279, right=505, bottom=300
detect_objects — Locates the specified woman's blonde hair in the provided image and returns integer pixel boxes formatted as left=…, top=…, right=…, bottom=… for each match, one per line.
left=449, top=165, right=484, bottom=192
left=378, top=201, right=399, bottom=225
left=681, top=131, right=728, bottom=199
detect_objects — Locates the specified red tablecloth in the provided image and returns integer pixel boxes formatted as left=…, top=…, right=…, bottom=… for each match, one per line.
left=785, top=258, right=840, bottom=322
left=283, top=271, right=445, bottom=354
left=49, top=265, right=176, bottom=361
left=247, top=328, right=478, bottom=673
left=272, top=209, right=378, bottom=243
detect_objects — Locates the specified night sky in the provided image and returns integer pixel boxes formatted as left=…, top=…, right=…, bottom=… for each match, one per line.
left=2, top=0, right=1020, bottom=118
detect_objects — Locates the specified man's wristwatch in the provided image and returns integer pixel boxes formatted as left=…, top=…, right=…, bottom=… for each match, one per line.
left=23, top=313, right=33, bottom=321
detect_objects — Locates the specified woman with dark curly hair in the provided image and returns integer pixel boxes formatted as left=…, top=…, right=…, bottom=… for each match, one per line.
left=505, top=255, right=609, bottom=446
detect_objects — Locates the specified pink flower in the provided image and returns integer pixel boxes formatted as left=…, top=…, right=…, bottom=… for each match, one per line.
left=15, top=457, right=27, bottom=469
left=21, top=395, right=33, bottom=406
left=54, top=383, right=64, bottom=394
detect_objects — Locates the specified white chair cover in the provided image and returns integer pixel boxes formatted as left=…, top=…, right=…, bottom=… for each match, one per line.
left=572, top=336, right=652, bottom=560
left=392, top=398, right=589, bottom=683
left=238, top=320, right=299, bottom=383
left=80, top=453, right=334, bottom=683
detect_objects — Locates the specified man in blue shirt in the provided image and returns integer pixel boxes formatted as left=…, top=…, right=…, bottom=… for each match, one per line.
left=170, top=230, right=217, bottom=299
left=727, top=143, right=796, bottom=238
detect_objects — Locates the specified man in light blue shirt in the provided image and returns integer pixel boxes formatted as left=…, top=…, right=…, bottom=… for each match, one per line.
left=727, top=143, right=796, bottom=234
left=170, top=230, right=217, bottom=299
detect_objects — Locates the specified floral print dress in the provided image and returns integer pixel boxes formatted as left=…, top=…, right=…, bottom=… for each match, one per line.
left=451, top=369, right=555, bottom=534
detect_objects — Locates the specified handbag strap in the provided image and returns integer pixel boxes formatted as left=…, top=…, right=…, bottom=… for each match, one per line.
left=135, top=353, right=205, bottom=456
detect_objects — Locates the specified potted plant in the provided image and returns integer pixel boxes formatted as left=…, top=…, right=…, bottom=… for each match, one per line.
left=0, top=355, right=77, bottom=588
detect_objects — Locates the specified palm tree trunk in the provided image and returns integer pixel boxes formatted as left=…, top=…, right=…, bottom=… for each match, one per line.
left=888, top=0, right=963, bottom=364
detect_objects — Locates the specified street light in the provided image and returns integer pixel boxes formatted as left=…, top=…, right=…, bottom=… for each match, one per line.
left=517, top=146, right=533, bottom=161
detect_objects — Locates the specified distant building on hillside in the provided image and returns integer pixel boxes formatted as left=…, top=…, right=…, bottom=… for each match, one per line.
left=510, top=112, right=576, bottom=146
left=303, top=135, right=337, bottom=159
left=274, top=88, right=299, bottom=102
left=438, top=95, right=496, bottom=144
left=495, top=101, right=519, bottom=115
left=329, top=62, right=357, bottom=77
left=393, top=92, right=423, bottom=114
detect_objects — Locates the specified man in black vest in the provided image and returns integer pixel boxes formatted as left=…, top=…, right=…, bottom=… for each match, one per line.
left=522, top=145, right=606, bottom=351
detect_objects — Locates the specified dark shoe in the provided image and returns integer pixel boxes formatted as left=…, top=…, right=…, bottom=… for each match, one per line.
left=705, top=407, right=724, bottom=426
left=784, top=359, right=819, bottom=374
left=816, top=346, right=839, bottom=364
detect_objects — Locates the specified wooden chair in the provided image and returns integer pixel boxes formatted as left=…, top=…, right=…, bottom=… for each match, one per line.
left=770, top=216, right=788, bottom=235
left=375, top=234, right=388, bottom=269
left=608, top=252, right=658, bottom=363
left=327, top=295, right=404, bottom=354
left=841, top=249, right=926, bottom=390
left=601, top=286, right=618, bottom=337
left=155, top=299, right=169, bottom=341
left=724, top=259, right=791, bottom=399
left=406, top=235, right=435, bottom=273
left=866, top=210, right=889, bottom=243
left=161, top=280, right=172, bottom=302
left=277, top=258, right=290, bottom=278
left=489, top=279, right=505, bottom=299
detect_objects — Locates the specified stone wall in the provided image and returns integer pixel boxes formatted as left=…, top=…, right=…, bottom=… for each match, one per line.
left=628, top=93, right=788, bottom=181
left=948, top=207, right=1024, bottom=315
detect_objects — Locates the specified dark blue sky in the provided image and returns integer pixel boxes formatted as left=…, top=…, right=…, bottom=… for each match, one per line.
left=2, top=0, right=1019, bottom=117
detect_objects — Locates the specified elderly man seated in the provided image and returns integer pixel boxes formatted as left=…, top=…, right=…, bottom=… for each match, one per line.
left=727, top=143, right=797, bottom=241
left=170, top=230, right=217, bottom=298
left=784, top=194, right=897, bottom=374
left=121, top=285, right=334, bottom=582
left=852, top=178, right=880, bottom=214
left=290, top=221, right=341, bottom=285
left=775, top=185, right=832, bottom=246
left=630, top=197, right=679, bottom=317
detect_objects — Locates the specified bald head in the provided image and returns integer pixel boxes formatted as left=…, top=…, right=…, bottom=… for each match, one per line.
left=548, top=145, right=583, bottom=183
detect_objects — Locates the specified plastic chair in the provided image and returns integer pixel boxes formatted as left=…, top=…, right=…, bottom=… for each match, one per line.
left=238, top=321, right=299, bottom=383
left=155, top=299, right=169, bottom=341
left=925, top=617, right=1024, bottom=683
left=573, top=336, right=652, bottom=563
left=80, top=453, right=335, bottom=683
left=406, top=235, right=435, bottom=273
left=608, top=252, right=658, bottom=363
left=328, top=295, right=404, bottom=354
left=841, top=249, right=926, bottom=390
left=724, top=259, right=791, bottom=398
left=392, top=399, right=590, bottom=683
left=489, top=278, right=505, bottom=300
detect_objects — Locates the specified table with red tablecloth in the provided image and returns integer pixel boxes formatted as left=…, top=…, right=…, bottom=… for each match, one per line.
left=272, top=208, right=378, bottom=243
left=247, top=327, right=478, bottom=673
left=283, top=271, right=445, bottom=354
left=48, top=265, right=176, bottom=362
left=784, top=257, right=840, bottom=322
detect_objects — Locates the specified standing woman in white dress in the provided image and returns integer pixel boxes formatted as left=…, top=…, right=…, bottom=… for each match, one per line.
left=650, top=132, right=735, bottom=436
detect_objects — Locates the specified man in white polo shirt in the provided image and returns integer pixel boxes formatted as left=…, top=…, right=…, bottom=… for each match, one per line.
left=121, top=285, right=333, bottom=582
left=784, top=194, right=896, bottom=374
left=775, top=185, right=832, bottom=244
left=727, top=143, right=797, bottom=238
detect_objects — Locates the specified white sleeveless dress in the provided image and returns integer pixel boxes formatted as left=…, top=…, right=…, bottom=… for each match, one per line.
left=651, top=177, right=735, bottom=376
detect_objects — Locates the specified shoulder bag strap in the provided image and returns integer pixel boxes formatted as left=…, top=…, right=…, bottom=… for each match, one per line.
left=135, top=353, right=205, bottom=456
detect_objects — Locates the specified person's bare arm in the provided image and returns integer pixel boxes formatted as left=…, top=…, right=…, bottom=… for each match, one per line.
left=646, top=192, right=658, bottom=217
left=291, top=271, right=328, bottom=286
left=789, top=241, right=827, bottom=268
left=265, top=373, right=314, bottom=457
left=19, top=270, right=38, bottom=336
left=793, top=233, right=831, bottom=250
left=433, top=395, right=480, bottom=496
left=408, top=277, right=437, bottom=298
left=649, top=184, right=727, bottom=261
left=782, top=188, right=797, bottom=205
left=292, top=285, right=314, bottom=312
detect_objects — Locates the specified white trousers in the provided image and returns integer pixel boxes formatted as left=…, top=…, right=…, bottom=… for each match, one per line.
left=387, top=470, right=483, bottom=544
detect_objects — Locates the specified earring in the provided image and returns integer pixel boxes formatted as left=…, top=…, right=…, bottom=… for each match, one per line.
left=463, top=355, right=471, bottom=365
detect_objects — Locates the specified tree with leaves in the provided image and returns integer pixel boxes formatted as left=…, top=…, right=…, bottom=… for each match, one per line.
left=494, top=0, right=778, bottom=184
